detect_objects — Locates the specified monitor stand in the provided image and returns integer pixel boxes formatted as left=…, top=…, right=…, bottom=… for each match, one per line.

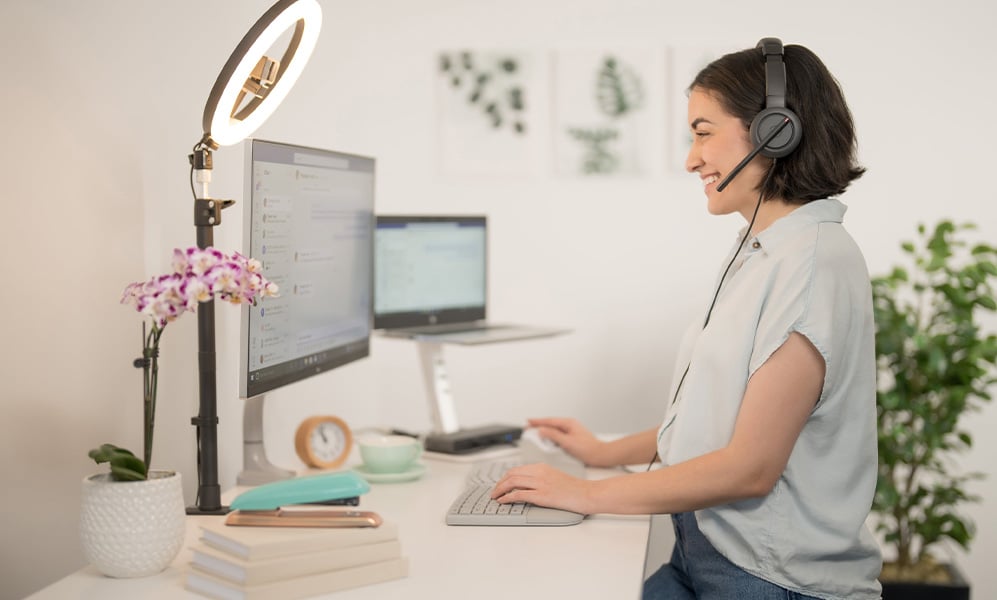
left=237, top=395, right=295, bottom=486
left=417, top=341, right=460, bottom=435
left=416, top=341, right=523, bottom=455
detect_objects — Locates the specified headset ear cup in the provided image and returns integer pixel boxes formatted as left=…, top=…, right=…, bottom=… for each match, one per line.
left=750, top=107, right=802, bottom=158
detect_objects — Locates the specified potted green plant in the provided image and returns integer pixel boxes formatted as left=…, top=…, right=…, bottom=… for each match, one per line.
left=871, top=220, right=997, bottom=599
left=80, top=247, right=277, bottom=578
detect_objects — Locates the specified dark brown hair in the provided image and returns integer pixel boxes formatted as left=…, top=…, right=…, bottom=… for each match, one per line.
left=690, top=43, right=865, bottom=203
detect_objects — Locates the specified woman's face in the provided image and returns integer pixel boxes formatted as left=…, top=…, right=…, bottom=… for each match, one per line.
left=685, top=87, right=770, bottom=218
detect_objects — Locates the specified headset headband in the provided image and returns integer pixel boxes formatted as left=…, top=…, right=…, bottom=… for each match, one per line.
left=757, top=37, right=787, bottom=109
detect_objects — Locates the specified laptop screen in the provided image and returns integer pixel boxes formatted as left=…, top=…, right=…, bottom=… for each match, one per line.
left=374, top=215, right=487, bottom=330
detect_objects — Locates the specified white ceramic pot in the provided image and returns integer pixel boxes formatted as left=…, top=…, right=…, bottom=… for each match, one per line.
left=79, top=470, right=186, bottom=578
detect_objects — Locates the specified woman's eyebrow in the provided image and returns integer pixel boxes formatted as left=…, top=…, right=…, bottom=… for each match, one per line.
left=690, top=117, right=712, bottom=129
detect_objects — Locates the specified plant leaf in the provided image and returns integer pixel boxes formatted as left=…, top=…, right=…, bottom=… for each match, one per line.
left=88, top=443, right=147, bottom=481
left=88, top=443, right=135, bottom=464
left=110, top=462, right=148, bottom=481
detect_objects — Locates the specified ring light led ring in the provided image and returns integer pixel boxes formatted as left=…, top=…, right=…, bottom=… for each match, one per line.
left=201, top=0, right=322, bottom=148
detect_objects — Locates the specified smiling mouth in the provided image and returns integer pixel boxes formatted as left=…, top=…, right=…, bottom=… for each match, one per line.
left=703, top=175, right=719, bottom=188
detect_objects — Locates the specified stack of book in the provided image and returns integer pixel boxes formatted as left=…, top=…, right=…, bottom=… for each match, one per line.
left=184, top=517, right=408, bottom=599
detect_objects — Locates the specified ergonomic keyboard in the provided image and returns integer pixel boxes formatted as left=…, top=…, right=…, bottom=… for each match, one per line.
left=445, top=459, right=585, bottom=526
left=465, top=459, right=526, bottom=486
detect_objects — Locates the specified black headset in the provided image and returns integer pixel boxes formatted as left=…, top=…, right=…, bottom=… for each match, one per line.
left=715, top=37, right=802, bottom=192
left=750, top=37, right=802, bottom=158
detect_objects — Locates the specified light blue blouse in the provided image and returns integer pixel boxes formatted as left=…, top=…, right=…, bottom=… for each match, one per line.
left=656, top=198, right=882, bottom=599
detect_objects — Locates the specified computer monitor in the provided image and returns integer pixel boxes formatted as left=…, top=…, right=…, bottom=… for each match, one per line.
left=373, top=215, right=487, bottom=330
left=238, top=138, right=375, bottom=485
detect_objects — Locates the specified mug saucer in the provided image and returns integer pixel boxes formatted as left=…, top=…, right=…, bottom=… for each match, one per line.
left=352, top=462, right=427, bottom=483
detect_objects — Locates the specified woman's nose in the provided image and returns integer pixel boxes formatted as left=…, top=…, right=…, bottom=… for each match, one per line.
left=685, top=143, right=702, bottom=174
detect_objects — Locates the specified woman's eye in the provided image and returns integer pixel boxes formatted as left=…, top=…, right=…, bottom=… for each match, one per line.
left=693, top=131, right=709, bottom=138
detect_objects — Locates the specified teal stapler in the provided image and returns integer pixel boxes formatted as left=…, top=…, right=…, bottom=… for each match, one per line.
left=230, top=471, right=371, bottom=511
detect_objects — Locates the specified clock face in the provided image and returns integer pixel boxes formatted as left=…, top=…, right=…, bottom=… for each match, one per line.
left=310, top=422, right=348, bottom=463
left=295, top=416, right=353, bottom=469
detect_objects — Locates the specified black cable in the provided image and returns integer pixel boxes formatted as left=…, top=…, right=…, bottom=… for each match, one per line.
left=645, top=160, right=778, bottom=472
left=701, top=160, right=775, bottom=328
left=189, top=141, right=202, bottom=200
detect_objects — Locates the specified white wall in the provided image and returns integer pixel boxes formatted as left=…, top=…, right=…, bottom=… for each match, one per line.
left=2, top=0, right=995, bottom=598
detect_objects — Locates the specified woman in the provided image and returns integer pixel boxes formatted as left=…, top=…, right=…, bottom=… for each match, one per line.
left=491, top=39, right=883, bottom=599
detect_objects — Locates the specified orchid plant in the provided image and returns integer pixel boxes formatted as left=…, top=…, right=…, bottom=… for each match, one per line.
left=89, top=247, right=278, bottom=481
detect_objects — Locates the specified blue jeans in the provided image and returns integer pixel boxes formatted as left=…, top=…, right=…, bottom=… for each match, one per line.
left=643, top=512, right=821, bottom=600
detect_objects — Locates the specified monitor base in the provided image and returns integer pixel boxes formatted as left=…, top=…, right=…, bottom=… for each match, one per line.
left=237, top=395, right=295, bottom=486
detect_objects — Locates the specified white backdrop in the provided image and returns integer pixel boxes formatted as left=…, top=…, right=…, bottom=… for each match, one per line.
left=2, top=1, right=995, bottom=598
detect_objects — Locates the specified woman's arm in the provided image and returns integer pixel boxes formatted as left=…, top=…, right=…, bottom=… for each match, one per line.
left=493, top=332, right=825, bottom=515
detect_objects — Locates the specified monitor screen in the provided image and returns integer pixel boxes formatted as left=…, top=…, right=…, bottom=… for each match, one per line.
left=373, top=215, right=487, bottom=330
left=240, top=139, right=375, bottom=399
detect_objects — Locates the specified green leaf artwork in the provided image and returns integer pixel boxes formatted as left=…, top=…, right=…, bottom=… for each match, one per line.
left=439, top=51, right=527, bottom=135
left=568, top=55, right=645, bottom=175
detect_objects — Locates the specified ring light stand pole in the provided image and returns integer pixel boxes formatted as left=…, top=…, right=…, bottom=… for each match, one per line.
left=187, top=145, right=234, bottom=515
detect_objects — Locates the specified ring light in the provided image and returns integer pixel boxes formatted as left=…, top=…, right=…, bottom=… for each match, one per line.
left=201, top=0, right=322, bottom=148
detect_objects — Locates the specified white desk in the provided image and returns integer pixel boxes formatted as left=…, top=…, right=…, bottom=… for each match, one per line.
left=29, top=453, right=656, bottom=599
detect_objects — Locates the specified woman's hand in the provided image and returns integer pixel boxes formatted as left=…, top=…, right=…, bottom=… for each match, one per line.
left=490, top=463, right=594, bottom=514
left=526, top=417, right=610, bottom=466
left=527, top=418, right=660, bottom=468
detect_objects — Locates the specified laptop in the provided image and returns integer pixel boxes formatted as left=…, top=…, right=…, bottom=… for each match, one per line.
left=373, top=215, right=568, bottom=345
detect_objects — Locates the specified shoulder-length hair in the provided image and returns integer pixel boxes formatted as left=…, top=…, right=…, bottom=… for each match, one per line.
left=690, top=44, right=865, bottom=203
